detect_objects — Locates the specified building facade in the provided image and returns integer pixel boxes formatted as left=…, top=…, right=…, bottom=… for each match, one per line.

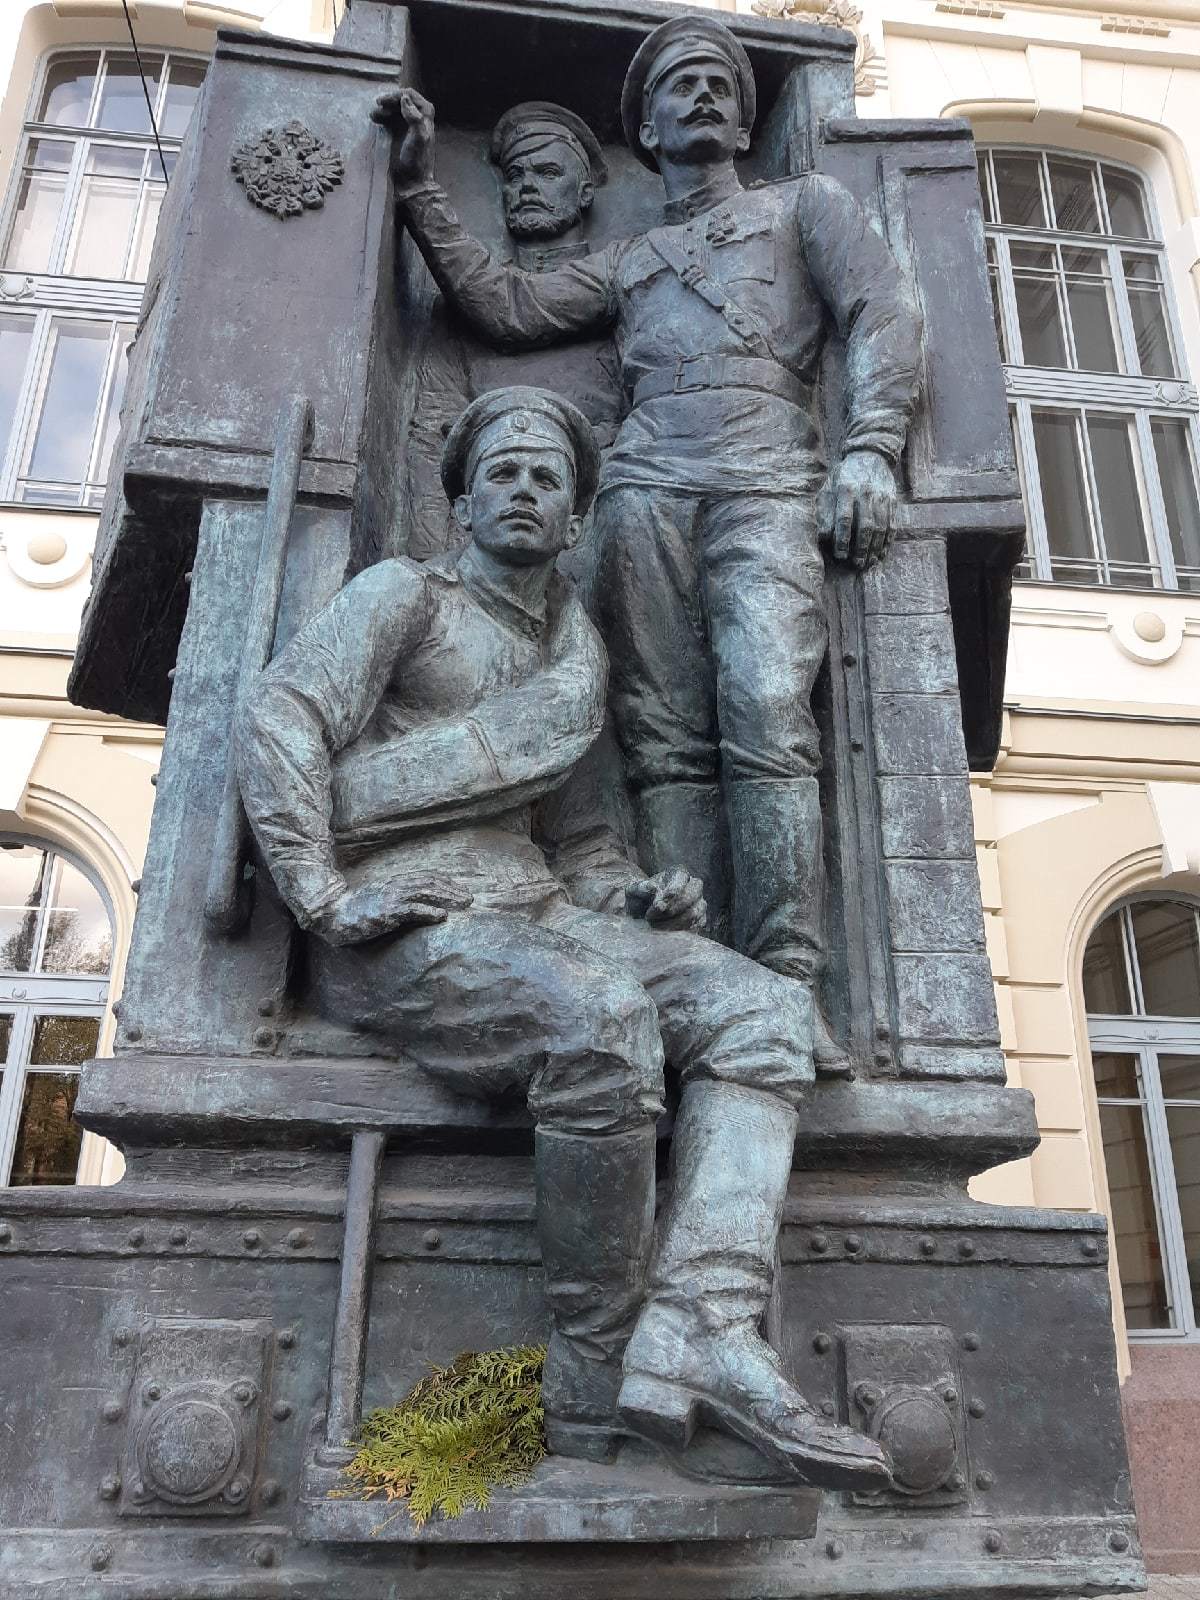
left=0, top=0, right=1197, bottom=1569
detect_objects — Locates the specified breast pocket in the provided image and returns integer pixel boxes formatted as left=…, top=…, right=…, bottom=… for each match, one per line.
left=714, top=227, right=776, bottom=286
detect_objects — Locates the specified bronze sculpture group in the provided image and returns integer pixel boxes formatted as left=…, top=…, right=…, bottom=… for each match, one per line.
left=237, top=12, right=921, bottom=1492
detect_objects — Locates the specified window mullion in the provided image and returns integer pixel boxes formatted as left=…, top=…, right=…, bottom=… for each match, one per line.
left=1054, top=244, right=1080, bottom=371
left=1134, top=408, right=1178, bottom=588
left=1139, top=1048, right=1197, bottom=1336
left=995, top=234, right=1024, bottom=367
left=1109, top=243, right=1142, bottom=378
left=1012, top=398, right=1054, bottom=579
left=49, top=136, right=88, bottom=277
left=0, top=1006, right=34, bottom=1187
left=1075, top=408, right=1110, bottom=581
left=10, top=309, right=57, bottom=496
left=83, top=323, right=125, bottom=490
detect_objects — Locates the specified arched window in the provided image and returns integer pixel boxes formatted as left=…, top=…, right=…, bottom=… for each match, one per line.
left=978, top=147, right=1200, bottom=591
left=1083, top=897, right=1200, bottom=1336
left=0, top=838, right=113, bottom=1187
left=0, top=47, right=204, bottom=508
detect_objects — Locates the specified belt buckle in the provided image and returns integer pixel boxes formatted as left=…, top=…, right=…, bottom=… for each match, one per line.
left=672, top=355, right=708, bottom=395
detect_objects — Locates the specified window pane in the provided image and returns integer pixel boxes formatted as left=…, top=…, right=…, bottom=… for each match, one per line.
left=977, top=154, right=994, bottom=223
left=1061, top=247, right=1119, bottom=372
left=1104, top=165, right=1151, bottom=239
left=1160, top=1056, right=1200, bottom=1101
left=993, top=152, right=1046, bottom=228
left=0, top=845, right=48, bottom=974
left=1165, top=1104, right=1200, bottom=1325
left=1093, top=1049, right=1141, bottom=1100
left=1031, top=410, right=1096, bottom=578
left=1086, top=414, right=1152, bottom=579
left=0, top=314, right=35, bottom=470
left=1012, top=245, right=1067, bottom=366
left=24, top=318, right=112, bottom=489
left=985, top=238, right=1007, bottom=359
left=9, top=1072, right=82, bottom=1187
left=92, top=327, right=133, bottom=488
left=130, top=155, right=175, bottom=282
left=29, top=1012, right=100, bottom=1069
left=95, top=54, right=163, bottom=135
left=0, top=1014, right=12, bottom=1062
left=1151, top=418, right=1200, bottom=582
left=40, top=859, right=111, bottom=976
left=1084, top=911, right=1133, bottom=1014
left=1131, top=902, right=1200, bottom=1015
left=1048, top=157, right=1101, bottom=233
left=36, top=54, right=98, bottom=127
left=67, top=145, right=144, bottom=280
left=4, top=139, right=74, bottom=273
left=1124, top=257, right=1176, bottom=378
left=1099, top=1100, right=1171, bottom=1328
left=160, top=61, right=205, bottom=140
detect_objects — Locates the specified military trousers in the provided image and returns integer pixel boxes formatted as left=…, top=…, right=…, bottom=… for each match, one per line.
left=311, top=893, right=813, bottom=1136
left=591, top=486, right=827, bottom=792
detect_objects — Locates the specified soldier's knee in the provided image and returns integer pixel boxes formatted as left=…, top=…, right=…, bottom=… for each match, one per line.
left=530, top=974, right=666, bottom=1136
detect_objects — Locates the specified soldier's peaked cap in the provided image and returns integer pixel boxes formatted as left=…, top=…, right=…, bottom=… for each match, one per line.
left=490, top=102, right=608, bottom=185
left=621, top=15, right=756, bottom=171
left=441, top=386, right=601, bottom=515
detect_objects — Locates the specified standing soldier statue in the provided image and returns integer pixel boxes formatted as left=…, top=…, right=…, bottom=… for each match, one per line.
left=374, top=14, right=923, bottom=1067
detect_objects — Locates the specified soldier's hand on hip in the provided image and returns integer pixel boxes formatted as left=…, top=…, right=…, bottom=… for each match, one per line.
left=827, top=448, right=896, bottom=571
left=626, top=868, right=708, bottom=934
left=372, top=86, right=437, bottom=186
left=309, top=876, right=472, bottom=946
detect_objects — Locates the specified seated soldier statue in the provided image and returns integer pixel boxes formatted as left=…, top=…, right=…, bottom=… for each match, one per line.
left=235, top=384, right=890, bottom=1491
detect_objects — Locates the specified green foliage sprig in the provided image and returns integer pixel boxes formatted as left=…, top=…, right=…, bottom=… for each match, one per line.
left=339, top=1344, right=547, bottom=1527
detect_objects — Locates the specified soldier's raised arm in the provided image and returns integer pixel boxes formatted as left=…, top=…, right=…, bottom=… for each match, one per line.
left=373, top=88, right=616, bottom=351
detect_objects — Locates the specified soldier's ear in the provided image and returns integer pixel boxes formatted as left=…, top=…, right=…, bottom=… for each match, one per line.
left=639, top=119, right=659, bottom=158
left=453, top=493, right=472, bottom=532
left=735, top=125, right=751, bottom=155
left=565, top=513, right=584, bottom=550
left=579, top=177, right=595, bottom=214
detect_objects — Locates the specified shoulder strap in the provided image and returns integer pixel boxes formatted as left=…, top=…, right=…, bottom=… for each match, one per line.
left=645, top=225, right=775, bottom=360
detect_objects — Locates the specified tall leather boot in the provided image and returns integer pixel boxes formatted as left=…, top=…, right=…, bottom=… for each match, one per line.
left=618, top=1081, right=890, bottom=1489
left=536, top=1124, right=656, bottom=1462
left=634, top=781, right=732, bottom=943
left=725, top=776, right=850, bottom=1074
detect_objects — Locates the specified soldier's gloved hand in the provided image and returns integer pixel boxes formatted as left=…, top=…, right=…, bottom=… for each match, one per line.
left=625, top=868, right=707, bottom=933
left=825, top=448, right=896, bottom=571
left=371, top=86, right=437, bottom=187
left=308, top=877, right=472, bottom=946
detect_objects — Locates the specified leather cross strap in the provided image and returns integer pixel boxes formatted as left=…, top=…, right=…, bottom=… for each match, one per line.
left=645, top=225, right=777, bottom=361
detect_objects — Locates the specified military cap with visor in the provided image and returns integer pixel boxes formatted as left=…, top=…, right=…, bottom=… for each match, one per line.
left=441, top=385, right=601, bottom=516
left=621, top=14, right=756, bottom=172
left=490, top=101, right=608, bottom=185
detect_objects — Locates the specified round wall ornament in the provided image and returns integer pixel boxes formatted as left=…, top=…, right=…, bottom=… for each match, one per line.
left=231, top=120, right=344, bottom=219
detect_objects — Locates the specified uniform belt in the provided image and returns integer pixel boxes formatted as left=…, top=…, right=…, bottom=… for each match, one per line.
left=632, top=355, right=804, bottom=408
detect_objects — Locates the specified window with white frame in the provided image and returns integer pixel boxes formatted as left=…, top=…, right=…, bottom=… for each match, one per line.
left=1083, top=897, right=1200, bottom=1337
left=0, top=48, right=204, bottom=508
left=978, top=148, right=1200, bottom=591
left=0, top=839, right=113, bottom=1187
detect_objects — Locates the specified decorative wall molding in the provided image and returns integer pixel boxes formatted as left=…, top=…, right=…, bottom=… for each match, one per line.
left=1100, top=13, right=1171, bottom=32
left=935, top=1, right=1007, bottom=17
left=752, top=0, right=886, bottom=96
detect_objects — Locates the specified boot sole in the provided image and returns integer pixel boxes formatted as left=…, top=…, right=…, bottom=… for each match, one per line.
left=618, top=1374, right=891, bottom=1491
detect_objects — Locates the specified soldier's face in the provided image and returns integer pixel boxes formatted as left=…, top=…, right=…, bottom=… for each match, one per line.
left=456, top=445, right=581, bottom=565
left=502, top=142, right=593, bottom=240
left=642, top=61, right=748, bottom=167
